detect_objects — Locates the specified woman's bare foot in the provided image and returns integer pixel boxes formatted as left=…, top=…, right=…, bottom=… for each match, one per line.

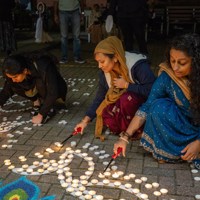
left=33, top=99, right=40, bottom=107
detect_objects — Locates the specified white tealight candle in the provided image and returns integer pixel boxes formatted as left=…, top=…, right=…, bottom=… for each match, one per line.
left=141, top=177, right=148, bottom=182
left=111, top=165, right=118, bottom=171
left=22, top=164, right=29, bottom=169
left=114, top=181, right=121, bottom=187
left=125, top=183, right=132, bottom=188
left=112, top=172, right=119, bottom=179
left=81, top=180, right=88, bottom=185
left=104, top=171, right=111, bottom=177
left=160, top=188, right=168, bottom=194
left=61, top=182, right=68, bottom=188
left=17, top=168, right=24, bottom=172
left=43, top=163, right=50, bottom=169
left=153, top=191, right=161, bottom=196
left=75, top=191, right=82, bottom=197
left=72, top=179, right=79, bottom=184
left=88, top=161, right=94, bottom=166
left=103, top=179, right=110, bottom=185
left=70, top=141, right=77, bottom=147
left=52, top=163, right=58, bottom=167
left=46, top=148, right=52, bottom=152
left=8, top=165, right=15, bottom=170
left=65, top=171, right=72, bottom=177
left=2, top=144, right=8, bottom=148
left=47, top=166, right=54, bottom=172
left=85, top=157, right=93, bottom=161
left=123, top=175, right=130, bottom=180
left=98, top=173, right=105, bottom=179
left=66, top=177, right=72, bottom=183
left=88, top=166, right=94, bottom=171
left=26, top=168, right=33, bottom=173
left=117, top=171, right=124, bottom=176
left=34, top=152, right=40, bottom=156
left=4, top=162, right=11, bottom=166
left=129, top=174, right=136, bottom=178
left=42, top=159, right=48, bottom=163
left=132, top=188, right=140, bottom=194
left=75, top=149, right=81, bottom=153
left=38, top=168, right=44, bottom=173
left=145, top=183, right=152, bottom=189
left=80, top=175, right=87, bottom=180
left=4, top=159, right=11, bottom=163
left=95, top=195, right=104, bottom=200
left=195, top=194, right=200, bottom=199
left=152, top=182, right=159, bottom=188
left=63, top=167, right=70, bottom=171
left=91, top=179, right=98, bottom=184
left=56, top=169, right=63, bottom=174
left=84, top=194, right=92, bottom=200
left=135, top=179, right=142, bottom=184
left=38, top=155, right=44, bottom=158
left=192, top=169, right=199, bottom=174
left=19, top=156, right=25, bottom=160
left=50, top=159, right=56, bottom=164
left=54, top=142, right=63, bottom=147
left=33, top=161, right=40, bottom=166
left=85, top=171, right=93, bottom=176
left=88, top=190, right=96, bottom=196
left=140, top=193, right=148, bottom=199
left=71, top=183, right=78, bottom=188
left=79, top=186, right=86, bottom=191
left=58, top=175, right=65, bottom=180
left=67, top=187, right=74, bottom=192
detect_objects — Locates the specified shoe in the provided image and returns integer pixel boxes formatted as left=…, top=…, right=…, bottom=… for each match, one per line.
left=59, top=59, right=68, bottom=64
left=74, top=58, right=85, bottom=64
left=42, top=108, right=56, bottom=124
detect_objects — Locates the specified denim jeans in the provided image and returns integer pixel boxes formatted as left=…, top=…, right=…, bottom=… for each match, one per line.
left=59, top=9, right=81, bottom=60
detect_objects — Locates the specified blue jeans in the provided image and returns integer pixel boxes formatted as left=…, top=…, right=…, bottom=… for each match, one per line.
left=59, top=9, right=81, bottom=60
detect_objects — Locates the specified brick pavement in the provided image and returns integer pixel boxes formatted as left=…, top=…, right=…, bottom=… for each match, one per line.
left=0, top=36, right=200, bottom=200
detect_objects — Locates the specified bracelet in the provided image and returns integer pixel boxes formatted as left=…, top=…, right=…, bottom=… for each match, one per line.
left=120, top=131, right=131, bottom=140
left=119, top=136, right=129, bottom=144
left=124, top=82, right=128, bottom=89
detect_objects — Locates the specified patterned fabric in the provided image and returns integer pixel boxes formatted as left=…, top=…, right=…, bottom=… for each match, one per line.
left=102, top=91, right=145, bottom=137
left=0, top=176, right=56, bottom=200
left=139, top=72, right=200, bottom=166
left=0, top=21, right=16, bottom=53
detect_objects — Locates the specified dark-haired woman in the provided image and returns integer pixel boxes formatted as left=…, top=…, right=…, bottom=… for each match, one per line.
left=74, top=36, right=155, bottom=141
left=114, top=33, right=200, bottom=169
left=0, top=55, right=67, bottom=124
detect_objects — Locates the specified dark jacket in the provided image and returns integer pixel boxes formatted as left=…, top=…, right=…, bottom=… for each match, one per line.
left=109, top=0, right=148, bottom=20
left=0, top=55, right=67, bottom=117
left=86, top=54, right=156, bottom=120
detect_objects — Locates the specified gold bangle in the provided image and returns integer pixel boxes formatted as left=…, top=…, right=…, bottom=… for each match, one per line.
left=119, top=136, right=129, bottom=144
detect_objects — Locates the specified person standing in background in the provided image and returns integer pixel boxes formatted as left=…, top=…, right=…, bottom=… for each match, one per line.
left=54, top=0, right=85, bottom=64
left=109, top=0, right=148, bottom=55
left=0, top=0, right=17, bottom=56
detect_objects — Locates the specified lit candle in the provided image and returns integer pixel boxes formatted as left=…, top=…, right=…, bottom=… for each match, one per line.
left=132, top=188, right=140, bottom=194
left=125, top=183, right=132, bottom=188
left=95, top=195, right=104, bottom=200
left=88, top=190, right=96, bottom=196
left=80, top=175, right=87, bottom=180
left=81, top=180, right=88, bottom=185
left=8, top=165, right=15, bottom=170
left=160, top=188, right=168, bottom=194
left=52, top=163, right=58, bottom=167
left=54, top=142, right=63, bottom=147
left=112, top=172, right=119, bottom=179
left=18, top=156, right=26, bottom=160
left=145, top=183, right=152, bottom=189
left=50, top=159, right=56, bottom=164
left=22, top=164, right=29, bottom=169
left=153, top=191, right=161, bottom=196
left=58, top=175, right=65, bottom=180
left=111, top=165, right=118, bottom=171
left=135, top=179, right=142, bottom=184
left=123, top=175, right=130, bottom=181
left=34, top=152, right=40, bottom=156
left=17, top=168, right=24, bottom=172
left=140, top=194, right=148, bottom=199
left=61, top=182, right=68, bottom=188
left=91, top=179, right=98, bottom=184
left=38, top=154, right=44, bottom=158
left=42, top=159, right=48, bottom=163
left=72, top=179, right=79, bottom=184
left=114, top=181, right=121, bottom=187
left=75, top=191, right=82, bottom=197
left=152, top=182, right=159, bottom=188
left=98, top=173, right=105, bottom=179
left=85, top=171, right=93, bottom=176
left=26, top=168, right=33, bottom=173
left=33, top=161, right=40, bottom=166
left=63, top=167, right=70, bottom=171
left=56, top=169, right=63, bottom=174
left=70, top=141, right=77, bottom=147
left=141, top=177, right=148, bottom=182
left=65, top=171, right=72, bottom=177
left=71, top=183, right=78, bottom=188
left=84, top=194, right=92, bottom=200
left=88, top=166, right=94, bottom=171
left=79, top=186, right=86, bottom=191
left=67, top=187, right=74, bottom=192
left=104, top=171, right=111, bottom=177
left=38, top=168, right=44, bottom=173
left=103, top=179, right=110, bottom=185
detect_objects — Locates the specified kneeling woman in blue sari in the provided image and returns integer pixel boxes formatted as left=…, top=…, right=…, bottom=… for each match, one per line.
left=114, top=33, right=200, bottom=169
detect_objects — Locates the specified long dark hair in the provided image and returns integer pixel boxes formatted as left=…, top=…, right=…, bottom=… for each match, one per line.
left=166, top=33, right=200, bottom=125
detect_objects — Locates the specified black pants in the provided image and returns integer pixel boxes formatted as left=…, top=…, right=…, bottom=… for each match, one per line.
left=117, top=18, right=148, bottom=55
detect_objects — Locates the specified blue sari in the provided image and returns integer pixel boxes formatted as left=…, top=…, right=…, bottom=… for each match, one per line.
left=138, top=69, right=200, bottom=168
